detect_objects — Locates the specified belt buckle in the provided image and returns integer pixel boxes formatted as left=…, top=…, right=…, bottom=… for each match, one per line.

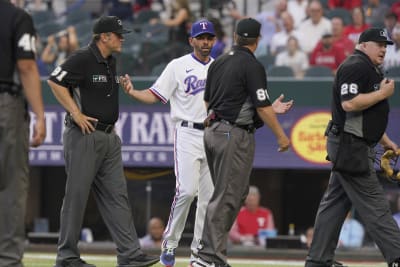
left=188, top=121, right=194, bottom=128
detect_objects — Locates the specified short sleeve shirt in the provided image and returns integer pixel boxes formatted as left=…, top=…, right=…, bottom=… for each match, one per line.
left=48, top=42, right=120, bottom=124
left=204, top=46, right=271, bottom=125
left=149, top=53, right=213, bottom=124
left=332, top=50, right=389, bottom=143
left=0, top=1, right=36, bottom=85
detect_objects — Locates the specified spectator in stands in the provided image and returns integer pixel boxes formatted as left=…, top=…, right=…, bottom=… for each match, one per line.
left=41, top=26, right=79, bottom=68
left=275, top=35, right=309, bottom=78
left=287, top=0, right=308, bottom=27
left=151, top=0, right=193, bottom=45
left=209, top=17, right=227, bottom=58
left=133, top=0, right=152, bottom=13
left=229, top=185, right=276, bottom=246
left=309, top=31, right=346, bottom=75
left=227, top=0, right=288, bottom=56
left=384, top=12, right=398, bottom=40
left=363, top=0, right=389, bottom=27
left=384, top=23, right=400, bottom=71
left=253, top=0, right=288, bottom=57
left=338, top=211, right=365, bottom=248
left=139, top=217, right=165, bottom=249
left=331, top=16, right=355, bottom=57
left=35, top=36, right=51, bottom=77
left=328, top=0, right=361, bottom=11
left=102, top=0, right=134, bottom=21
left=392, top=2, right=400, bottom=22
left=25, top=0, right=51, bottom=12
left=343, top=7, right=371, bottom=45
left=296, top=0, right=332, bottom=54
left=270, top=11, right=300, bottom=56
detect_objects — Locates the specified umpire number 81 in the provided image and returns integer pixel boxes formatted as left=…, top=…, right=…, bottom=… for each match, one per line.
left=256, top=88, right=270, bottom=101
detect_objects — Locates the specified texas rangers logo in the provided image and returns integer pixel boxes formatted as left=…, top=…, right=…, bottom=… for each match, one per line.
left=199, top=21, right=208, bottom=30
left=184, top=75, right=206, bottom=95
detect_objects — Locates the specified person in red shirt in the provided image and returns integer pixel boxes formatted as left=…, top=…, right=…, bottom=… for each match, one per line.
left=309, top=32, right=347, bottom=74
left=328, top=0, right=361, bottom=10
left=392, top=2, right=400, bottom=22
left=344, top=7, right=371, bottom=45
left=331, top=16, right=355, bottom=57
left=229, top=185, right=275, bottom=246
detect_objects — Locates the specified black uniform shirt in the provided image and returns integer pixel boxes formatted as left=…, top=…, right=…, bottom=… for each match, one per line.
left=0, top=0, right=36, bottom=85
left=49, top=42, right=119, bottom=124
left=204, top=45, right=271, bottom=126
left=332, top=49, right=389, bottom=143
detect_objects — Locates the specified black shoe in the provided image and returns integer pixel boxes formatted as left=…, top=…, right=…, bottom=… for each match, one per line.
left=117, top=254, right=159, bottom=267
left=54, top=259, right=96, bottom=267
left=389, top=259, right=400, bottom=267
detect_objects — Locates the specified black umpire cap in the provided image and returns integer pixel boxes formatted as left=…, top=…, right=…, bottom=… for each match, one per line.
left=358, top=28, right=393, bottom=45
left=235, top=18, right=261, bottom=38
left=93, top=16, right=131, bottom=34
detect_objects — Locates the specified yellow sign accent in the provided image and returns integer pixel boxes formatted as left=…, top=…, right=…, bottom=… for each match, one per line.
left=291, top=112, right=331, bottom=164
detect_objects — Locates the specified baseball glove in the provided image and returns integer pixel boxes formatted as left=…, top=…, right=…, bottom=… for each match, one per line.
left=380, top=149, right=400, bottom=181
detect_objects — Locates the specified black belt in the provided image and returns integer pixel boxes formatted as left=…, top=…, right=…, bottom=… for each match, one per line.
left=181, top=120, right=205, bottom=130
left=65, top=114, right=114, bottom=134
left=219, top=119, right=255, bottom=133
left=92, top=121, right=114, bottom=133
left=0, top=83, right=22, bottom=96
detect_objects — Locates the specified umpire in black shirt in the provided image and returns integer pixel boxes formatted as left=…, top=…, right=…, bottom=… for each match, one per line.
left=305, top=28, right=400, bottom=267
left=193, top=18, right=290, bottom=267
left=48, top=16, right=158, bottom=267
left=0, top=1, right=46, bottom=266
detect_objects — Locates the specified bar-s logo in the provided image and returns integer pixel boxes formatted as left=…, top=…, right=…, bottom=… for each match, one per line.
left=93, top=75, right=108, bottom=82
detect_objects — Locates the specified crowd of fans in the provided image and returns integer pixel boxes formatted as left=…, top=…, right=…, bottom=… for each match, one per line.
left=18, top=0, right=400, bottom=78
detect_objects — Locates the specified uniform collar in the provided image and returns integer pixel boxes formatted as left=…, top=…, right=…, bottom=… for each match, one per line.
left=232, top=45, right=256, bottom=58
left=89, top=41, right=113, bottom=64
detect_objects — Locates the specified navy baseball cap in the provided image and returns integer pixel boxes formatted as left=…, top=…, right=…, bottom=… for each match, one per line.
left=236, top=18, right=261, bottom=38
left=191, top=19, right=215, bottom=38
left=358, top=28, right=393, bottom=45
left=93, top=16, right=131, bottom=34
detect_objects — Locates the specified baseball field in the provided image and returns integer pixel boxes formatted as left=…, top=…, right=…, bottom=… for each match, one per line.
left=24, top=253, right=387, bottom=267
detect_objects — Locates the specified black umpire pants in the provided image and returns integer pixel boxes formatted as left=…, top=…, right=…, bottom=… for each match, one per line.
left=198, top=121, right=255, bottom=265
left=305, top=132, right=400, bottom=267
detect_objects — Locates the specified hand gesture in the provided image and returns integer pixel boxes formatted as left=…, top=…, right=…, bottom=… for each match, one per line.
left=272, top=94, right=293, bottom=114
left=380, top=78, right=395, bottom=99
left=120, top=74, right=134, bottom=95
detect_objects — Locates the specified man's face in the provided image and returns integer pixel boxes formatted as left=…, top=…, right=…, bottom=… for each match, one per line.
left=362, top=41, right=387, bottom=65
left=190, top=34, right=216, bottom=58
left=309, top=2, right=323, bottom=24
left=106, top=32, right=124, bottom=53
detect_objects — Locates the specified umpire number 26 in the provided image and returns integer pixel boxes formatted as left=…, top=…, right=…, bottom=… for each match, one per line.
left=256, top=88, right=270, bottom=101
left=341, top=83, right=358, bottom=95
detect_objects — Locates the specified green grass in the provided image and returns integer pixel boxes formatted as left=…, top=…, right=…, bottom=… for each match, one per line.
left=23, top=253, right=387, bottom=267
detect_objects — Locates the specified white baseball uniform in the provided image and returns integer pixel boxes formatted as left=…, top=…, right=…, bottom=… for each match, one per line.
left=149, top=53, right=214, bottom=254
